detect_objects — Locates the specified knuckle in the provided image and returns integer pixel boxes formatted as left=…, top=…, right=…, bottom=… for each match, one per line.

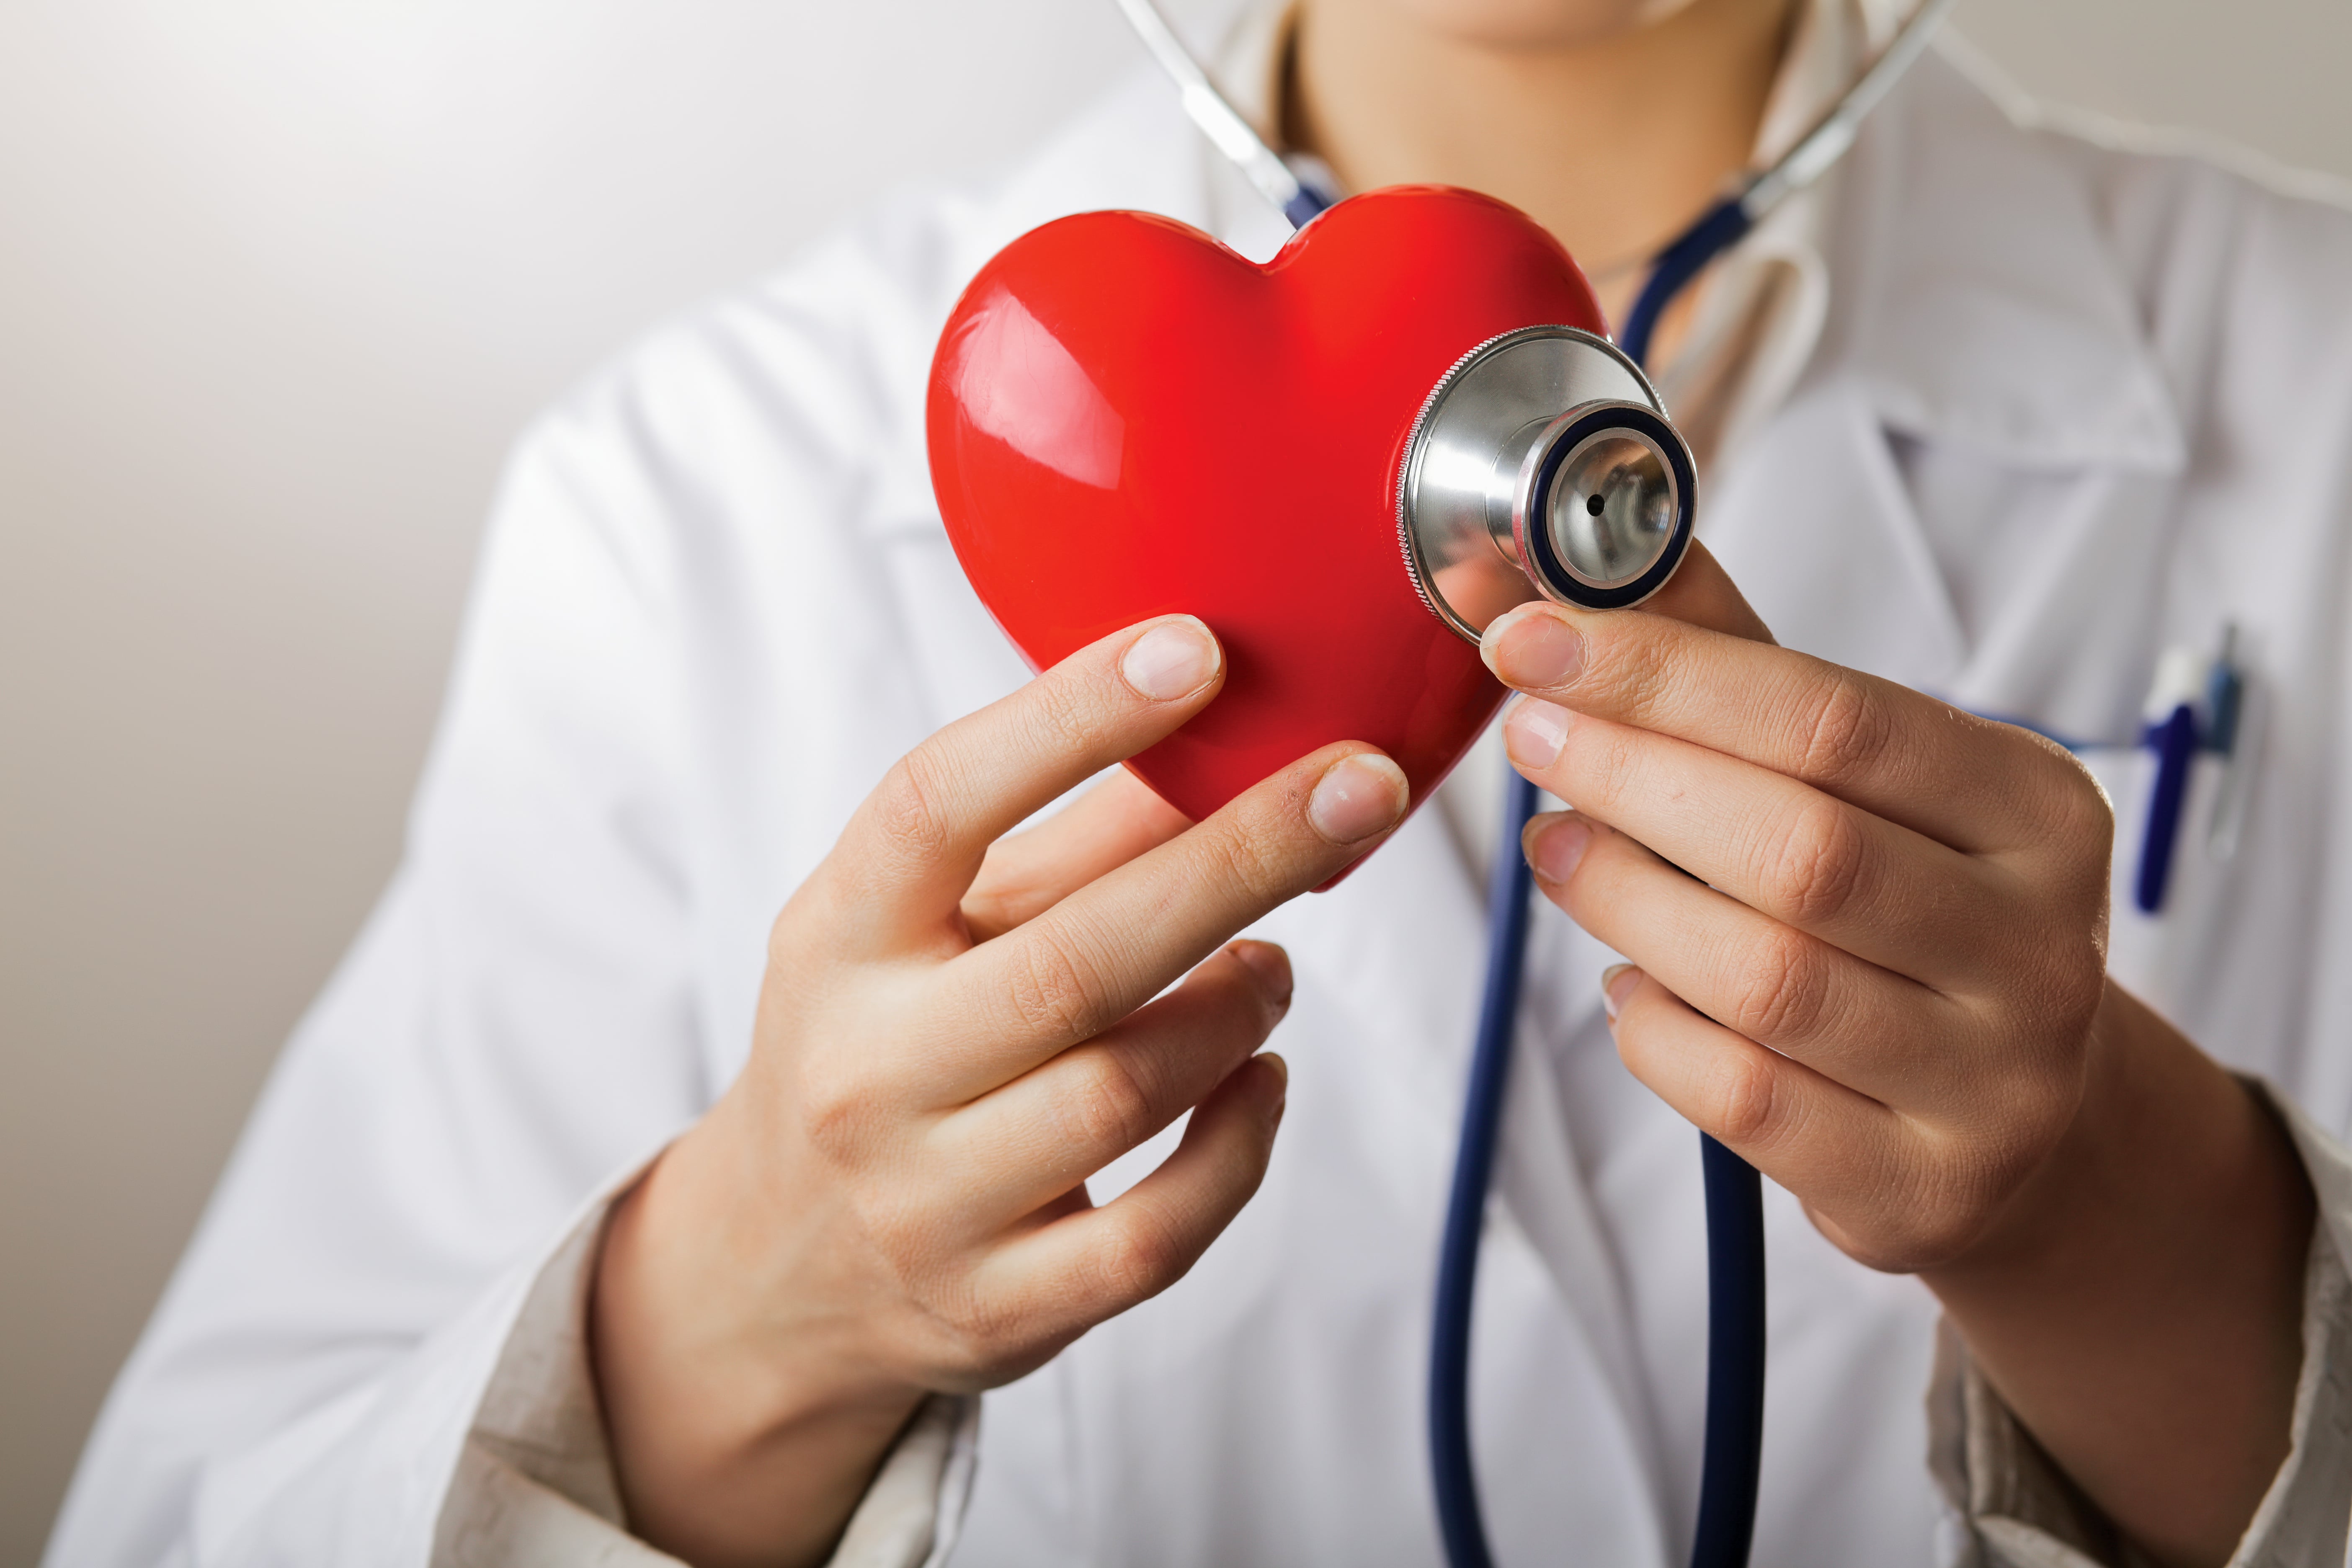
left=1793, top=670, right=1891, bottom=790
left=1189, top=808, right=1259, bottom=883
left=1183, top=782, right=1311, bottom=904
left=1057, top=1048, right=1161, bottom=1155
left=2046, top=756, right=2117, bottom=853
left=2023, top=950, right=2105, bottom=1040
left=919, top=1286, right=1032, bottom=1385
left=1088, top=1204, right=1189, bottom=1307
left=1204, top=812, right=1292, bottom=903
left=1898, top=1163, right=2012, bottom=1267
left=793, top=1054, right=883, bottom=1162
left=870, top=749, right=960, bottom=869
left=1708, top=1047, right=1783, bottom=1145
left=1582, top=622, right=1671, bottom=725
left=1728, top=925, right=1829, bottom=1044
left=1024, top=666, right=1104, bottom=757
left=1571, top=721, right=1646, bottom=811
left=1881, top=1109, right=2063, bottom=1269
left=1759, top=797, right=1869, bottom=926
left=1006, top=931, right=1116, bottom=1042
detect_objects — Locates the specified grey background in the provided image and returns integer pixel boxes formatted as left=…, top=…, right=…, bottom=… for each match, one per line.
left=4, top=0, right=2349, bottom=1556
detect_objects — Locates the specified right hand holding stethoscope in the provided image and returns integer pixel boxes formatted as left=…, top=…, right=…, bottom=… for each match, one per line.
left=587, top=614, right=1409, bottom=1568
left=1481, top=543, right=2308, bottom=1568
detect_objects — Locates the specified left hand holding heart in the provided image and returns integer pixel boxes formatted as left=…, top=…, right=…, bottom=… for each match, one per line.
left=1480, top=544, right=2311, bottom=1567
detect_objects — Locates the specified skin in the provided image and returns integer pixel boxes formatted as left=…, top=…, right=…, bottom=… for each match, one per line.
left=1481, top=548, right=2311, bottom=1568
left=593, top=2, right=2313, bottom=1565
left=595, top=617, right=1412, bottom=1567
left=1285, top=0, right=1799, bottom=341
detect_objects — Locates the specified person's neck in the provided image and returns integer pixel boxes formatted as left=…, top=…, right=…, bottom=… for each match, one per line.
left=1284, top=0, right=1800, bottom=329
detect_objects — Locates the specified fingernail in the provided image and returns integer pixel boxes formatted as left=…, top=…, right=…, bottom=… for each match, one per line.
left=1526, top=814, right=1591, bottom=884
left=1504, top=698, right=1571, bottom=770
left=1483, top=606, right=1584, bottom=689
left=1121, top=618, right=1219, bottom=701
left=1258, top=1052, right=1289, bottom=1122
left=1601, top=964, right=1643, bottom=1021
left=1230, top=941, right=1294, bottom=1009
left=1308, top=753, right=1409, bottom=845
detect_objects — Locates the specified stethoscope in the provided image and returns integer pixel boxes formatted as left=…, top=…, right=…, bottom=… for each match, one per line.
left=1108, top=5, right=1951, bottom=1566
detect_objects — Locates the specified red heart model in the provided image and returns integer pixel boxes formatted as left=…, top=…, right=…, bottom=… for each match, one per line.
left=927, top=185, right=1605, bottom=831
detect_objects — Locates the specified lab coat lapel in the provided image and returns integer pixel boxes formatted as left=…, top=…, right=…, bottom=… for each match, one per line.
left=1708, top=46, right=2187, bottom=703
left=1837, top=48, right=2184, bottom=475
left=1847, top=48, right=2187, bottom=733
left=1704, top=382, right=1965, bottom=689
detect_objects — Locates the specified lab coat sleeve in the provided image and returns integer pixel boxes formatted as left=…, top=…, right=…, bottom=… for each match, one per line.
left=41, top=314, right=967, bottom=1567
left=1929, top=1081, right=2352, bottom=1568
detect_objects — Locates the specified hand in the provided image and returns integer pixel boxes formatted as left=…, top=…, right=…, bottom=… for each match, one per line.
left=1481, top=545, right=2311, bottom=1568
left=589, top=615, right=1408, bottom=1568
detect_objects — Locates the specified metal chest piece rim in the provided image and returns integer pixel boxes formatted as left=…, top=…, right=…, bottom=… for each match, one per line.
left=1397, top=325, right=1698, bottom=643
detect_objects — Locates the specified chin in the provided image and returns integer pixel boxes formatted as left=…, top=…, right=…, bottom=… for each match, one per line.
left=1373, top=0, right=1703, bottom=49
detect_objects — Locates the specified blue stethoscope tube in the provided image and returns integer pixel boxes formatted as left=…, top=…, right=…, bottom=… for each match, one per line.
left=1625, top=227, right=1770, bottom=1568
left=1429, top=771, right=1767, bottom=1568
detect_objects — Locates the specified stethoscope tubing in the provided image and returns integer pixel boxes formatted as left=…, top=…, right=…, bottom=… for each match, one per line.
left=1429, top=775, right=1769, bottom=1568
left=1626, top=205, right=1770, bottom=1568
left=1428, top=769, right=1542, bottom=1568
left=1433, top=235, right=1769, bottom=1567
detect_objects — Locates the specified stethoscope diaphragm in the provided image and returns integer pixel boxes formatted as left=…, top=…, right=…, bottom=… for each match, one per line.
left=1397, top=325, right=1696, bottom=639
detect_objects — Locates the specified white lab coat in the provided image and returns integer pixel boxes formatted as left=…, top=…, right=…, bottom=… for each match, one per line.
left=44, top=23, right=2352, bottom=1568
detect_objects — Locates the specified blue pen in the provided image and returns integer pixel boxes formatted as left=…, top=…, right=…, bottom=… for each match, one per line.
left=2135, top=635, right=2243, bottom=914
left=2136, top=699, right=2198, bottom=915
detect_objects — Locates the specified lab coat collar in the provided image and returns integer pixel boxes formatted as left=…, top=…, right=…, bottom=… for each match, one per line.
left=877, top=4, right=2190, bottom=522
left=1827, top=41, right=2187, bottom=474
left=1701, top=38, right=2191, bottom=691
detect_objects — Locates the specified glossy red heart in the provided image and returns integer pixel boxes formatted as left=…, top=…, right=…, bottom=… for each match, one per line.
left=926, top=185, right=1605, bottom=830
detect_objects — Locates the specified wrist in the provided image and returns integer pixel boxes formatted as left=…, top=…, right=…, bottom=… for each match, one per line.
left=1929, top=980, right=2305, bottom=1280
left=1920, top=978, right=2313, bottom=1566
left=591, top=1092, right=928, bottom=1568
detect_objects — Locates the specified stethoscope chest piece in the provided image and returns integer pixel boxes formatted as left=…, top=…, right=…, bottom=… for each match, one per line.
left=1399, top=325, right=1697, bottom=640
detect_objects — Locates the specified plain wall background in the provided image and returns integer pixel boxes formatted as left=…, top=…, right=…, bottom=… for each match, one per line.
left=4, top=0, right=2349, bottom=1555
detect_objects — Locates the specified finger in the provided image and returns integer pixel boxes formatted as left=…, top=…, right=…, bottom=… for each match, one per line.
left=1534, top=812, right=1973, bottom=1108
left=1637, top=539, right=1776, bottom=645
left=1480, top=598, right=2085, bottom=856
left=815, top=616, right=1224, bottom=955
left=931, top=943, right=1290, bottom=1223
left=1601, top=966, right=1925, bottom=1258
left=1506, top=702, right=2015, bottom=985
left=962, top=772, right=1191, bottom=943
left=972, top=1052, right=1287, bottom=1343
left=922, top=744, right=1405, bottom=1098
